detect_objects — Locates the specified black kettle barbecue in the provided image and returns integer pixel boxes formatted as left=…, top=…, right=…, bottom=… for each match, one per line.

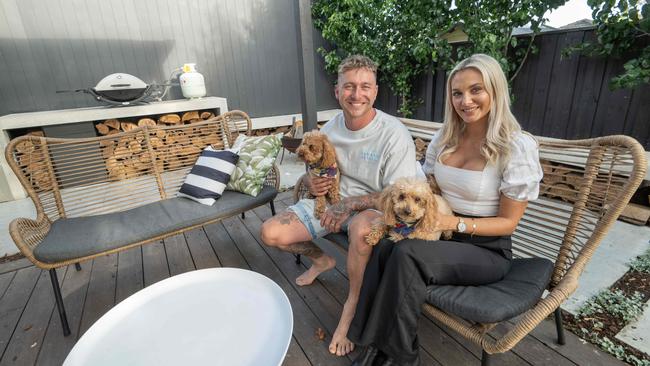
left=57, top=73, right=158, bottom=106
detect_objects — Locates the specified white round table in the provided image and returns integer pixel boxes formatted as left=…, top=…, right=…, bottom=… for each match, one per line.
left=64, top=268, right=293, bottom=366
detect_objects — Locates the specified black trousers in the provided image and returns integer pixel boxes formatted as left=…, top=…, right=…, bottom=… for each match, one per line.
left=348, top=235, right=512, bottom=365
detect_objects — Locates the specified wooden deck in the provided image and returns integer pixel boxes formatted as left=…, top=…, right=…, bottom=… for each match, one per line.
left=0, top=191, right=626, bottom=366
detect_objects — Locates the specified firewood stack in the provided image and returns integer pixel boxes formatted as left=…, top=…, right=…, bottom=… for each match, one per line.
left=539, top=159, right=622, bottom=210
left=14, top=131, right=51, bottom=191
left=94, top=110, right=216, bottom=136
left=93, top=110, right=219, bottom=179
left=414, top=138, right=427, bottom=161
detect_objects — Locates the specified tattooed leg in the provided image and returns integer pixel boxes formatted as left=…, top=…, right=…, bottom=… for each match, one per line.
left=260, top=211, right=335, bottom=286
left=282, top=241, right=324, bottom=258
left=285, top=241, right=335, bottom=286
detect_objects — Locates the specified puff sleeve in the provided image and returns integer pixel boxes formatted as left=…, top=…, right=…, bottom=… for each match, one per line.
left=422, top=132, right=442, bottom=175
left=499, top=133, right=543, bottom=201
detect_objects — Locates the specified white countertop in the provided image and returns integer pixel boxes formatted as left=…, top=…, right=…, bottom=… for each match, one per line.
left=0, top=97, right=228, bottom=129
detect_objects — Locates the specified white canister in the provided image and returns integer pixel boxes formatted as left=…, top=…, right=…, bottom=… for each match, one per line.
left=179, top=63, right=206, bottom=99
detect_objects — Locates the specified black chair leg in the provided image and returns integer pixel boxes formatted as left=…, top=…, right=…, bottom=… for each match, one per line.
left=295, top=254, right=302, bottom=265
left=555, top=307, right=566, bottom=345
left=241, top=212, right=245, bottom=219
left=269, top=200, right=276, bottom=215
left=75, top=263, right=82, bottom=271
left=49, top=269, right=71, bottom=336
left=481, top=350, right=492, bottom=366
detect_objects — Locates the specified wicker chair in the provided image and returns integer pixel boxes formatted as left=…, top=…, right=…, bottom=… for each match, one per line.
left=5, top=110, right=279, bottom=336
left=294, top=134, right=647, bottom=365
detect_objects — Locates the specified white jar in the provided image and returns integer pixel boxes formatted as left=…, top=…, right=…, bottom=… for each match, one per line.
left=179, top=63, right=206, bottom=99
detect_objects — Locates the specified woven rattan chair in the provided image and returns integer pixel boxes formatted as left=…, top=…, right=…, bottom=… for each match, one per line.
left=5, top=110, right=280, bottom=336
left=294, top=134, right=647, bottom=365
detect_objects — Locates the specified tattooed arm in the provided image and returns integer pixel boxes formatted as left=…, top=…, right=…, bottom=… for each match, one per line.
left=320, top=192, right=381, bottom=233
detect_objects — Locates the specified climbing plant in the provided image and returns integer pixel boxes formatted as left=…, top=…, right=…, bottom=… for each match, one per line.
left=312, top=0, right=568, bottom=116
left=312, top=0, right=456, bottom=116
left=565, top=0, right=649, bottom=89
left=454, top=0, right=567, bottom=82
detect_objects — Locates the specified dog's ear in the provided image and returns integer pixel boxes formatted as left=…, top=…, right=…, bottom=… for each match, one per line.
left=320, top=136, right=337, bottom=168
left=379, top=187, right=397, bottom=226
left=426, top=174, right=442, bottom=195
left=417, top=189, right=439, bottom=231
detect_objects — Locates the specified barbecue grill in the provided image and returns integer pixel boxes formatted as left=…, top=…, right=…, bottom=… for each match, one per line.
left=58, top=73, right=158, bottom=106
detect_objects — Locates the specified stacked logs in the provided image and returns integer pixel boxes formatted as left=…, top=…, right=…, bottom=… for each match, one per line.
left=94, top=110, right=216, bottom=135
left=539, top=159, right=621, bottom=211
left=93, top=110, right=217, bottom=179
left=14, top=131, right=51, bottom=191
left=414, top=138, right=427, bottom=162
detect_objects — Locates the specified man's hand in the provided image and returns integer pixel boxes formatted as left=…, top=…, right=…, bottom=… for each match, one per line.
left=320, top=201, right=352, bottom=233
left=304, top=175, right=334, bottom=197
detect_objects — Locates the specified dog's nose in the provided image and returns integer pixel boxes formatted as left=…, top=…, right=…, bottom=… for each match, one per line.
left=403, top=208, right=411, bottom=215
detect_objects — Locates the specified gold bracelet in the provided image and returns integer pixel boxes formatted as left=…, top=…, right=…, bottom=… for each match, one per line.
left=470, top=219, right=477, bottom=237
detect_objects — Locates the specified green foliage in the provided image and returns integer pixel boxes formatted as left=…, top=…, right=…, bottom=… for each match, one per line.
left=312, top=0, right=455, bottom=117
left=454, top=0, right=567, bottom=81
left=578, top=330, right=650, bottom=365
left=629, top=247, right=650, bottom=272
left=312, top=0, right=567, bottom=116
left=565, top=0, right=649, bottom=89
left=579, top=289, right=646, bottom=323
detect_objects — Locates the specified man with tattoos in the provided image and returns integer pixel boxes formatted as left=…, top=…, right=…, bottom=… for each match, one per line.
left=260, top=55, right=420, bottom=357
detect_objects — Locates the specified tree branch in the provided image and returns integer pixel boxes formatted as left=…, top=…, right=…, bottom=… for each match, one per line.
left=509, top=34, right=536, bottom=83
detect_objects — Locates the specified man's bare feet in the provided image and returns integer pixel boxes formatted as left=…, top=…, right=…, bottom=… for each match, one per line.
left=329, top=299, right=357, bottom=356
left=295, top=255, right=336, bottom=286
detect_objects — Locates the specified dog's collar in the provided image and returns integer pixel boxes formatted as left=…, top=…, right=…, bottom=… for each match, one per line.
left=393, top=220, right=416, bottom=237
left=309, top=164, right=338, bottom=178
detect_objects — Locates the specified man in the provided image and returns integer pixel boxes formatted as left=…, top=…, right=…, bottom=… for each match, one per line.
left=260, top=55, right=420, bottom=357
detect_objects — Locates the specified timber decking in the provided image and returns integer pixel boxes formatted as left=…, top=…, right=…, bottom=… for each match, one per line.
left=0, top=191, right=626, bottom=366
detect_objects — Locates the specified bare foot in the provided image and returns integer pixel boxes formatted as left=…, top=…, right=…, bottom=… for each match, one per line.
left=295, top=255, right=336, bottom=286
left=329, top=300, right=357, bottom=356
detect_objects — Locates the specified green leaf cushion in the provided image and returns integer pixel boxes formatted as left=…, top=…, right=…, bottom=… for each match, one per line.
left=226, top=133, right=282, bottom=196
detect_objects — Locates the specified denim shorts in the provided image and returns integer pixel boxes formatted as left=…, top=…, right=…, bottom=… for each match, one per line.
left=288, top=199, right=356, bottom=239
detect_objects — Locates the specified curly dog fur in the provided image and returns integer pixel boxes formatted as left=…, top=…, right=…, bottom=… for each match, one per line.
left=365, top=176, right=452, bottom=245
left=296, top=130, right=341, bottom=219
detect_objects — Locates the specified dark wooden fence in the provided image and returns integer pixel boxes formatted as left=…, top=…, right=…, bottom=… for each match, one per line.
left=375, top=28, right=650, bottom=150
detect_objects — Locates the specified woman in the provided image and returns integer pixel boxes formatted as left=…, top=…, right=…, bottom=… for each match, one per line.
left=346, top=54, right=543, bottom=366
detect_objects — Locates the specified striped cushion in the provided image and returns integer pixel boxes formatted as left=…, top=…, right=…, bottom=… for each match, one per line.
left=178, top=147, right=239, bottom=205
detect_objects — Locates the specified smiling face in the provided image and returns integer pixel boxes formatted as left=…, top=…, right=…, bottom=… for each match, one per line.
left=450, top=68, right=492, bottom=126
left=335, top=68, right=378, bottom=128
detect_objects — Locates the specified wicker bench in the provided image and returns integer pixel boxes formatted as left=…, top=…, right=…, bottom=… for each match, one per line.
left=294, top=130, right=647, bottom=365
left=5, top=110, right=279, bottom=336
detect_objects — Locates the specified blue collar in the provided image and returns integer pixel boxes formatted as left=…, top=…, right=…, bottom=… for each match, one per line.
left=393, top=221, right=416, bottom=237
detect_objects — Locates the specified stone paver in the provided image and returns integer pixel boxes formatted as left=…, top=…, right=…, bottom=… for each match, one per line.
left=617, top=302, right=650, bottom=355
left=563, top=223, right=650, bottom=314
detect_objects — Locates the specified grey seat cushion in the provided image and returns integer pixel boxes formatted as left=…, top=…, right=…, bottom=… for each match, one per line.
left=34, top=186, right=277, bottom=263
left=426, top=257, right=554, bottom=323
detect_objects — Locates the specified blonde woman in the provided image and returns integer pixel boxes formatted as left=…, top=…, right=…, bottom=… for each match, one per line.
left=347, top=54, right=543, bottom=366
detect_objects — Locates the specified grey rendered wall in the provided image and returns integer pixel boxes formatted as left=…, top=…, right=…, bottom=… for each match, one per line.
left=0, top=0, right=338, bottom=118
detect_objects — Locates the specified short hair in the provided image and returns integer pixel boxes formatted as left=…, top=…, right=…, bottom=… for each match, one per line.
left=437, top=53, right=523, bottom=165
left=337, top=55, right=378, bottom=78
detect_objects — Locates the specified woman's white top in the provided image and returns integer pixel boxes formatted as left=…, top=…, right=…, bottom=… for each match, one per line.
left=422, top=132, right=543, bottom=217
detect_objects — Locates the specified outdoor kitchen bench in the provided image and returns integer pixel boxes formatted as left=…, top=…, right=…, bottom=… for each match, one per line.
left=294, top=127, right=647, bottom=366
left=4, top=110, right=279, bottom=336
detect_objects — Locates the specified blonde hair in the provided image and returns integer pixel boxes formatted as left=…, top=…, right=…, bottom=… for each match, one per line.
left=437, top=54, right=522, bottom=165
left=338, top=55, right=378, bottom=80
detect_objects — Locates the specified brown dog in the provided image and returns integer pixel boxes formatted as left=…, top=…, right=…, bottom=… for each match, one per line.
left=365, top=176, right=452, bottom=245
left=296, top=130, right=341, bottom=219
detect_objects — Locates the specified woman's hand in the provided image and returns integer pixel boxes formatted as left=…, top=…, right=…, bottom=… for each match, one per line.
left=435, top=214, right=459, bottom=232
left=304, top=175, right=333, bottom=197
